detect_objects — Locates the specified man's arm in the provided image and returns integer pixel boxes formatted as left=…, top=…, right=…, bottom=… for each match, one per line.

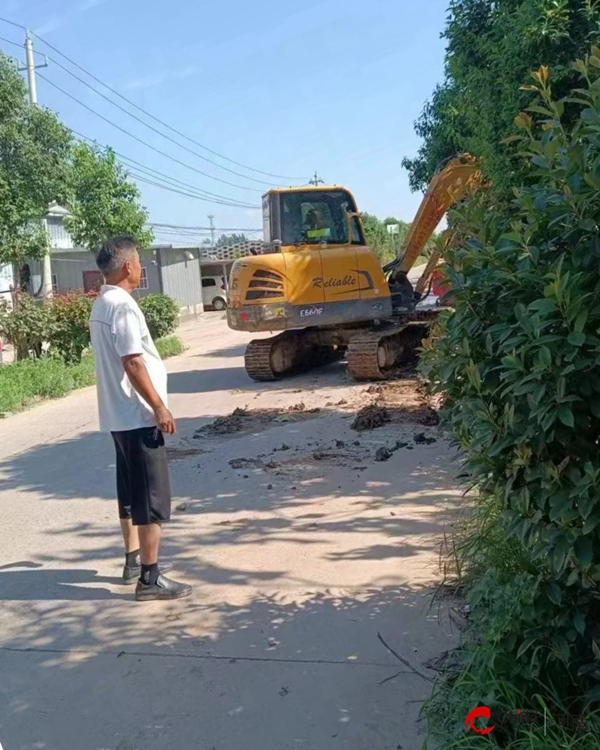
left=122, top=355, right=176, bottom=434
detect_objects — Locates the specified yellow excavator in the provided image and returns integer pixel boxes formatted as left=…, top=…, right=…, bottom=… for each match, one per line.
left=226, top=154, right=480, bottom=381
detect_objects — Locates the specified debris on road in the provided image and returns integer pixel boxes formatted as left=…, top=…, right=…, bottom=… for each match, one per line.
left=414, top=432, right=437, bottom=445
left=375, top=447, right=393, bottom=462
left=351, top=404, right=390, bottom=432
left=196, top=407, right=250, bottom=436
left=175, top=502, right=188, bottom=512
left=196, top=404, right=321, bottom=438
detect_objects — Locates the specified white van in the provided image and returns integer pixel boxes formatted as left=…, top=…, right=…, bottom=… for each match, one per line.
left=202, top=275, right=227, bottom=310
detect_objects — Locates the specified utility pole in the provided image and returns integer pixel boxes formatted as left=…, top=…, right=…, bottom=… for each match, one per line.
left=309, top=171, right=324, bottom=186
left=20, top=32, right=53, bottom=298
left=207, top=214, right=216, bottom=247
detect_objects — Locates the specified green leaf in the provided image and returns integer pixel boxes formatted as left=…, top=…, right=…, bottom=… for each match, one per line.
left=575, top=536, right=594, bottom=568
left=548, top=582, right=563, bottom=605
left=517, top=636, right=537, bottom=659
left=529, top=299, right=556, bottom=314
left=539, top=346, right=552, bottom=367
left=574, top=611, right=586, bottom=636
left=574, top=310, right=588, bottom=332
left=558, top=405, right=575, bottom=428
left=568, top=331, right=586, bottom=347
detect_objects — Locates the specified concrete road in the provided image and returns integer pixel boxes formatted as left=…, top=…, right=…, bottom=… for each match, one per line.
left=0, top=313, right=460, bottom=750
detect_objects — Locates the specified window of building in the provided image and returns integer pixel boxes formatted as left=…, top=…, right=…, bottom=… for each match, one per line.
left=139, top=267, right=148, bottom=290
left=51, top=274, right=58, bottom=294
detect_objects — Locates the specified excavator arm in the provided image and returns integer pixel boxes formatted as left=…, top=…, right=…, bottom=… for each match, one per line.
left=388, top=154, right=481, bottom=294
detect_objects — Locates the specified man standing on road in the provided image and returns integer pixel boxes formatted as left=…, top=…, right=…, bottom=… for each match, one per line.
left=90, top=236, right=192, bottom=602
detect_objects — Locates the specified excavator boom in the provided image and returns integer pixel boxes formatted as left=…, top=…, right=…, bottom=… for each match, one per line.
left=397, top=154, right=480, bottom=275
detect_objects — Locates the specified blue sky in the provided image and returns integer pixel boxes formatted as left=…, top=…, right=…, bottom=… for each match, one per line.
left=1, top=0, right=450, bottom=244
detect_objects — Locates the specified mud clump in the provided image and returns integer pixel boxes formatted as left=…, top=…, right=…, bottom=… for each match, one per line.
left=419, top=408, right=440, bottom=426
left=351, top=404, right=390, bottom=432
left=229, top=457, right=260, bottom=469
left=196, top=407, right=249, bottom=436
left=414, top=432, right=437, bottom=445
left=375, top=447, right=392, bottom=462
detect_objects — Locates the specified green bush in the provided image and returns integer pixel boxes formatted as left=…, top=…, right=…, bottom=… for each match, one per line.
left=0, top=293, right=50, bottom=360
left=138, top=293, right=179, bottom=340
left=420, top=53, right=600, bottom=745
left=0, top=336, right=183, bottom=414
left=0, top=353, right=96, bottom=413
left=48, top=291, right=96, bottom=364
left=155, top=335, right=185, bottom=359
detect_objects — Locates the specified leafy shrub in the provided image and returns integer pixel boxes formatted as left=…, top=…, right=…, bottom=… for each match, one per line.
left=138, top=293, right=179, bottom=340
left=0, top=353, right=96, bottom=413
left=48, top=291, right=96, bottom=364
left=155, top=335, right=184, bottom=359
left=0, top=293, right=50, bottom=360
left=0, top=335, right=183, bottom=414
left=420, top=53, right=600, bottom=744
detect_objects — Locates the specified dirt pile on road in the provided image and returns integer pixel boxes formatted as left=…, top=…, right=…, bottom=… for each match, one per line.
left=351, top=404, right=390, bottom=432
left=195, top=404, right=322, bottom=438
left=196, top=407, right=250, bottom=436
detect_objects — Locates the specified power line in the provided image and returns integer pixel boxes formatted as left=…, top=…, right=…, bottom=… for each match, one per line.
left=39, top=50, right=277, bottom=187
left=148, top=223, right=260, bottom=231
left=36, top=71, right=263, bottom=194
left=70, top=129, right=257, bottom=207
left=25, top=24, right=304, bottom=182
left=0, top=16, right=25, bottom=31
left=129, top=173, right=260, bottom=209
left=0, top=35, right=260, bottom=209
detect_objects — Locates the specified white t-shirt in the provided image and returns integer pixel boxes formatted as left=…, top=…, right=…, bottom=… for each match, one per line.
left=90, top=285, right=168, bottom=433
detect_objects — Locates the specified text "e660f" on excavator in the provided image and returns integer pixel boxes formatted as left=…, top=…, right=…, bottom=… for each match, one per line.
left=226, top=155, right=480, bottom=381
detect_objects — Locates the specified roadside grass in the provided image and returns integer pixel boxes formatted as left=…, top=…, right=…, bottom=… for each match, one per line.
left=0, top=335, right=184, bottom=415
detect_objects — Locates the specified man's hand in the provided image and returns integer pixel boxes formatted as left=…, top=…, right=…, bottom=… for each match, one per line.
left=155, top=405, right=176, bottom=434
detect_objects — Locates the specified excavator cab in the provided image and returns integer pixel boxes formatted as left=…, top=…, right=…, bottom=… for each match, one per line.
left=227, top=186, right=392, bottom=333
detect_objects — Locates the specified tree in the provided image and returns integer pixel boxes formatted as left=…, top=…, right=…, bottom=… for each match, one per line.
left=403, top=0, right=600, bottom=196
left=362, top=213, right=436, bottom=266
left=215, top=233, right=248, bottom=248
left=421, top=57, right=600, bottom=744
left=0, top=54, right=72, bottom=265
left=65, top=142, right=153, bottom=250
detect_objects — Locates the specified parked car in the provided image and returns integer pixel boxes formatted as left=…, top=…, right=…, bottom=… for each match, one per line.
left=202, top=276, right=227, bottom=310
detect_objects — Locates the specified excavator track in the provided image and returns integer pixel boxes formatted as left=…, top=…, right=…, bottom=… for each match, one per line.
left=244, top=338, right=279, bottom=381
left=346, top=319, right=434, bottom=381
left=244, top=331, right=345, bottom=382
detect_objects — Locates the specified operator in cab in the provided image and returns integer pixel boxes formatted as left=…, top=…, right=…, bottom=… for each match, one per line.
left=304, top=207, right=332, bottom=242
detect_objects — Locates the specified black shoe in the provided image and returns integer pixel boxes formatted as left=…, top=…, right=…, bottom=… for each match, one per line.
left=135, top=574, right=192, bottom=601
left=122, top=560, right=173, bottom=585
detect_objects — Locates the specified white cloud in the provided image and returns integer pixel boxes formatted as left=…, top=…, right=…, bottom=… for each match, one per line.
left=122, top=74, right=166, bottom=92
left=122, top=65, right=197, bottom=91
left=79, top=0, right=107, bottom=10
left=173, top=65, right=197, bottom=81
left=34, top=18, right=61, bottom=36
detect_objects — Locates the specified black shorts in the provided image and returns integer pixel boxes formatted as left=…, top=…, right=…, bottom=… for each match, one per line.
left=111, top=427, right=172, bottom=526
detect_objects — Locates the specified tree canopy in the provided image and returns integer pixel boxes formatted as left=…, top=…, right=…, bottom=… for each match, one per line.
left=0, top=54, right=72, bottom=265
left=403, top=0, right=600, bottom=196
left=0, top=53, right=153, bottom=267
left=361, top=212, right=436, bottom=266
left=65, top=142, right=153, bottom=251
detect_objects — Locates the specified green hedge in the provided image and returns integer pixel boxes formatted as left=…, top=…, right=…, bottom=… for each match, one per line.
left=0, top=336, right=184, bottom=415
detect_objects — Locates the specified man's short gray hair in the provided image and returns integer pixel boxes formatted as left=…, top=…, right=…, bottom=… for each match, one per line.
left=95, top=236, right=139, bottom=276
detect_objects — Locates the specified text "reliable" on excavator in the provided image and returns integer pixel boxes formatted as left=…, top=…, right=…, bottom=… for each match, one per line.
left=226, top=155, right=480, bottom=382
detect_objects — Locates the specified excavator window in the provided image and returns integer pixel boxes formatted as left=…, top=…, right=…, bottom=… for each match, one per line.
left=280, top=190, right=365, bottom=247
